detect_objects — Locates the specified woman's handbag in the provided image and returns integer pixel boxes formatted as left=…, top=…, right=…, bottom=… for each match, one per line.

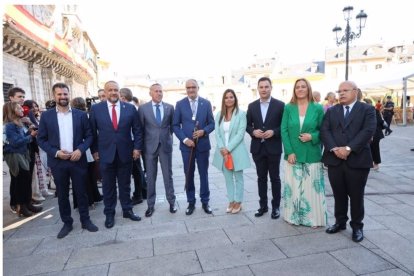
left=224, top=153, right=234, bottom=170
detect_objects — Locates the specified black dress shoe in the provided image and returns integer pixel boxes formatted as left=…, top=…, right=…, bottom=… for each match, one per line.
left=123, top=210, right=141, bottom=221
left=145, top=207, right=154, bottom=217
left=254, top=207, right=268, bottom=217
left=82, top=220, right=99, bottom=232
left=352, top=229, right=364, bottom=242
left=271, top=208, right=280, bottom=219
left=57, top=224, right=73, bottom=239
left=202, top=203, right=213, bottom=214
left=131, top=196, right=143, bottom=205
left=186, top=204, right=195, bottom=215
left=105, top=215, right=115, bottom=228
left=170, top=203, right=177, bottom=213
left=325, top=223, right=346, bottom=234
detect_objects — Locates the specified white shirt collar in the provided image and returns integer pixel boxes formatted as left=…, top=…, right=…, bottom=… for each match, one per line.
left=260, top=97, right=271, bottom=103
left=55, top=106, right=72, bottom=113
left=188, top=97, right=199, bottom=102
left=344, top=99, right=357, bottom=110
left=152, top=101, right=163, bottom=106
left=107, top=100, right=120, bottom=108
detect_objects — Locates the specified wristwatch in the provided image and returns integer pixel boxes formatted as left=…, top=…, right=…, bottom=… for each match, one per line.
left=345, top=146, right=351, bottom=152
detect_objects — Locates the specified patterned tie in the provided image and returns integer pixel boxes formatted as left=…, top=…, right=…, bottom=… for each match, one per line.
left=155, top=104, right=161, bottom=126
left=344, top=105, right=350, bottom=123
left=112, top=104, right=118, bottom=130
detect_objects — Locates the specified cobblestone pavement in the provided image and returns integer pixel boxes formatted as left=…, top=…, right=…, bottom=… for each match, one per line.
left=3, top=125, right=414, bottom=275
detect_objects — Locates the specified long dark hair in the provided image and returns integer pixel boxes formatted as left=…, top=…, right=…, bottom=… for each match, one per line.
left=219, top=89, right=239, bottom=124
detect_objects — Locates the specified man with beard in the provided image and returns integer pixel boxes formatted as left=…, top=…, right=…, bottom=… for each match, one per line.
left=37, top=83, right=99, bottom=239
left=89, top=81, right=143, bottom=228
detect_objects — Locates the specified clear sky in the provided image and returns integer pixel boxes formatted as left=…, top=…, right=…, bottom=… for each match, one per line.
left=77, top=0, right=413, bottom=78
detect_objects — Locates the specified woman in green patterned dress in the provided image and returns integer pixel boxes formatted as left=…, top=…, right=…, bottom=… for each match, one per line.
left=281, top=78, right=327, bottom=227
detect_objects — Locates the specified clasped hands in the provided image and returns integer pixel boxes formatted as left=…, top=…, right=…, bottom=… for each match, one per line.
left=332, top=147, right=351, bottom=160
left=57, top=149, right=82, bottom=161
left=252, top=129, right=274, bottom=139
left=184, top=130, right=205, bottom=148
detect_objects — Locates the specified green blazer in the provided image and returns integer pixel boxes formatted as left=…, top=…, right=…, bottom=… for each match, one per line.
left=281, top=102, right=324, bottom=163
left=212, top=109, right=250, bottom=171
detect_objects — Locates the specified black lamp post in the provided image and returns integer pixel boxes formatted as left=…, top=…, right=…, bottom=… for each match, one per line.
left=333, top=6, right=368, bottom=80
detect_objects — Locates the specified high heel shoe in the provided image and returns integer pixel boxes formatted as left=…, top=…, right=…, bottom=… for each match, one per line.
left=231, top=202, right=242, bottom=214
left=17, top=205, right=33, bottom=217
left=226, top=202, right=234, bottom=213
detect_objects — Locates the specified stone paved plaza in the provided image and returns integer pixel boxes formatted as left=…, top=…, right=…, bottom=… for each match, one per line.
left=3, top=125, right=414, bottom=275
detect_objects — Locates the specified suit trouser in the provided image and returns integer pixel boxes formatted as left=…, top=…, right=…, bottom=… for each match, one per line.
left=100, top=152, right=133, bottom=216
left=51, top=161, right=90, bottom=225
left=223, top=168, right=244, bottom=203
left=145, top=144, right=176, bottom=208
left=327, top=162, right=369, bottom=230
left=181, top=149, right=210, bottom=205
left=383, top=113, right=393, bottom=132
left=370, top=139, right=382, bottom=164
left=252, top=145, right=282, bottom=209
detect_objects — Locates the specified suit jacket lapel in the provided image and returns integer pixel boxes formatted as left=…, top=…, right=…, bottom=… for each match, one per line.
left=345, top=101, right=361, bottom=128
left=161, top=104, right=169, bottom=126
left=195, top=98, right=203, bottom=121
left=119, top=102, right=127, bottom=129
left=71, top=110, right=77, bottom=146
left=228, top=110, right=237, bottom=134
left=51, top=110, right=60, bottom=147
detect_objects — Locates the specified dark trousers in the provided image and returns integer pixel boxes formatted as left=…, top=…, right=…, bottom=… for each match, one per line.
left=370, top=139, right=381, bottom=164
left=252, top=145, right=282, bottom=209
left=51, top=161, right=90, bottom=225
left=10, top=166, right=32, bottom=205
left=327, top=162, right=369, bottom=230
left=73, top=161, right=102, bottom=208
left=181, top=149, right=210, bottom=205
left=132, top=157, right=146, bottom=199
left=383, top=113, right=393, bottom=133
left=100, top=152, right=133, bottom=216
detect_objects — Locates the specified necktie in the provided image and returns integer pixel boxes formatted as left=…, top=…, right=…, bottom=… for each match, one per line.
left=191, top=100, right=196, bottom=120
left=112, top=104, right=118, bottom=130
left=344, top=105, right=350, bottom=123
left=155, top=104, right=161, bottom=126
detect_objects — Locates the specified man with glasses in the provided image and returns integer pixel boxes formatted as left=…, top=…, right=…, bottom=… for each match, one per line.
left=173, top=79, right=215, bottom=215
left=321, top=81, right=376, bottom=243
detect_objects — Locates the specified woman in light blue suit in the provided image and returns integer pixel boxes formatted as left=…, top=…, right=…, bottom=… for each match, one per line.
left=212, top=89, right=250, bottom=214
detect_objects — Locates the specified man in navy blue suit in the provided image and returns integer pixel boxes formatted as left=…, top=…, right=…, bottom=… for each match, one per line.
left=173, top=79, right=215, bottom=215
left=89, top=81, right=143, bottom=228
left=38, top=83, right=98, bottom=239
left=321, top=81, right=376, bottom=242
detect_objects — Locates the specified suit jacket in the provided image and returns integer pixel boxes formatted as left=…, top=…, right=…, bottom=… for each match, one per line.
left=138, top=101, right=174, bottom=154
left=281, top=102, right=324, bottom=163
left=212, top=110, right=251, bottom=171
left=89, top=101, right=142, bottom=163
left=246, top=97, right=285, bottom=155
left=172, top=96, right=215, bottom=152
left=320, top=101, right=376, bottom=168
left=37, top=108, right=93, bottom=168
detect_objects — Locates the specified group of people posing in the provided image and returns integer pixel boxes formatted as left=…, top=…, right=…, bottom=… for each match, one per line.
left=4, top=77, right=376, bottom=243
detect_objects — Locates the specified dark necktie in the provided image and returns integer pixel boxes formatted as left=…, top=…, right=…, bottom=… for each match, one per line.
left=112, top=104, right=118, bottom=130
left=344, top=105, right=350, bottom=123
left=155, top=104, right=161, bottom=126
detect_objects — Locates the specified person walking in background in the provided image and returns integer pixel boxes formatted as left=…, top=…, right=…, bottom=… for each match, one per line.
left=173, top=79, right=215, bottom=215
left=120, top=87, right=147, bottom=205
left=281, top=78, right=327, bottom=228
left=364, top=99, right=385, bottom=171
left=321, top=81, right=376, bottom=242
left=383, top=96, right=394, bottom=136
left=89, top=81, right=143, bottom=228
left=3, top=102, right=40, bottom=217
left=70, top=97, right=103, bottom=207
left=138, top=83, right=177, bottom=217
left=246, top=77, right=285, bottom=219
left=323, top=92, right=337, bottom=113
left=212, top=89, right=250, bottom=214
left=37, top=83, right=98, bottom=238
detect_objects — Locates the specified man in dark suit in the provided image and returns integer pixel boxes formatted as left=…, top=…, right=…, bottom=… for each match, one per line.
left=89, top=80, right=143, bottom=228
left=139, top=83, right=177, bottom=217
left=173, top=79, right=215, bottom=215
left=37, top=82, right=98, bottom=239
left=321, top=81, right=376, bottom=242
left=246, top=77, right=285, bottom=219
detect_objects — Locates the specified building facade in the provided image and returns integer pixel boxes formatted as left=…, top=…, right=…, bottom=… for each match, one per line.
left=3, top=5, right=99, bottom=107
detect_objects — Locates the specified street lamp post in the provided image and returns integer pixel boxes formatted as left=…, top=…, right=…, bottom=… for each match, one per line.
left=333, top=6, right=368, bottom=80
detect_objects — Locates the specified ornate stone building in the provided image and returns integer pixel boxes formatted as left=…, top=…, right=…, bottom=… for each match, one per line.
left=3, top=5, right=99, bottom=107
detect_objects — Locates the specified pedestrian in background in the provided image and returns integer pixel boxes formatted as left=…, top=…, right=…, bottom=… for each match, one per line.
left=383, top=96, right=394, bottom=135
left=212, top=89, right=250, bottom=214
left=364, top=98, right=385, bottom=171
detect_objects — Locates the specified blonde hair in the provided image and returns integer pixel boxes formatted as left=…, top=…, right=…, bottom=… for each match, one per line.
left=3, top=102, right=22, bottom=126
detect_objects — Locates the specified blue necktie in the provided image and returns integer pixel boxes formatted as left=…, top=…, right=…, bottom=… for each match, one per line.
left=155, top=104, right=161, bottom=126
left=344, top=106, right=350, bottom=123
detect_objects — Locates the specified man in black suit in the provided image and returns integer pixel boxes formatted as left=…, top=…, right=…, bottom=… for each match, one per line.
left=246, top=77, right=285, bottom=219
left=321, top=81, right=376, bottom=242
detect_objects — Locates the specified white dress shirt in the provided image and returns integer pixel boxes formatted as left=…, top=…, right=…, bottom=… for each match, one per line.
left=107, top=100, right=120, bottom=124
left=152, top=101, right=164, bottom=121
left=56, top=106, right=73, bottom=153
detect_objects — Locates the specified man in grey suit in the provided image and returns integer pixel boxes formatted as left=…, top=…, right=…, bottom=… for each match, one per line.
left=138, top=83, right=177, bottom=217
